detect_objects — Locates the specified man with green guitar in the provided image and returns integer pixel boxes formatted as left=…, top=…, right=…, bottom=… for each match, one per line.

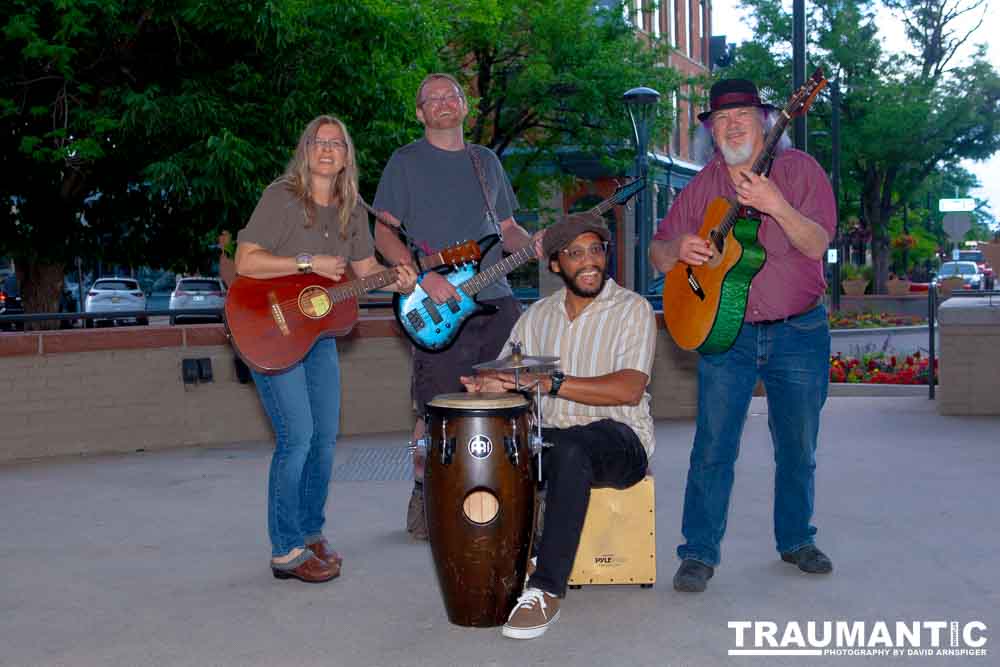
left=649, top=78, right=836, bottom=593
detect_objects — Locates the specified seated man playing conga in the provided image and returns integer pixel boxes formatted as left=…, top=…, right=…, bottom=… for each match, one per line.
left=461, top=213, right=656, bottom=640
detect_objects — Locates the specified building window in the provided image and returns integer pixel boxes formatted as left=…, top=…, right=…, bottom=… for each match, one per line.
left=667, top=0, right=676, bottom=47
left=648, top=0, right=660, bottom=37
left=684, top=0, right=691, bottom=58
left=699, top=0, right=706, bottom=62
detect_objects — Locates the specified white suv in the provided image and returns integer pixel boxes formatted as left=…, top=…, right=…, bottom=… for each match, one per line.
left=168, top=277, right=226, bottom=324
left=84, top=278, right=148, bottom=327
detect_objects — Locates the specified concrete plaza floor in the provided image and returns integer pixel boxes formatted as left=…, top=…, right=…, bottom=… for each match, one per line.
left=1, top=396, right=997, bottom=667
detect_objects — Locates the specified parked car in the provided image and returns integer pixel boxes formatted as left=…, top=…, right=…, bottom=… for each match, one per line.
left=168, top=277, right=226, bottom=325
left=935, top=261, right=983, bottom=290
left=1, top=273, right=25, bottom=331
left=84, top=278, right=148, bottom=327
left=957, top=249, right=994, bottom=289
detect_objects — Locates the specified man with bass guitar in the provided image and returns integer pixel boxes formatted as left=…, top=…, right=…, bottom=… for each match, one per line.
left=373, top=73, right=542, bottom=540
left=649, top=78, right=836, bottom=593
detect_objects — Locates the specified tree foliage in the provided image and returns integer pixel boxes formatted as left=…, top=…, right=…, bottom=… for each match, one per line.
left=2, top=0, right=684, bottom=323
left=725, top=0, right=999, bottom=292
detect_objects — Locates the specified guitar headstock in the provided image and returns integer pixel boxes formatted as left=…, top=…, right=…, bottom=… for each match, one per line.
left=590, top=178, right=647, bottom=216
left=784, top=68, right=827, bottom=119
left=439, top=240, right=482, bottom=265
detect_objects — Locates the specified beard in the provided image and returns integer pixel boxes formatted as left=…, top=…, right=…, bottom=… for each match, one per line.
left=560, top=264, right=608, bottom=298
left=719, top=138, right=754, bottom=165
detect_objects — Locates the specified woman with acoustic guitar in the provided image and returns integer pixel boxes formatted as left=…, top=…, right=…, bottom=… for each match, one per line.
left=234, top=116, right=416, bottom=583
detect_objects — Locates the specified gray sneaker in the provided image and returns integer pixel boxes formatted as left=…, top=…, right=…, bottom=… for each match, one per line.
left=406, top=482, right=428, bottom=540
left=502, top=587, right=561, bottom=640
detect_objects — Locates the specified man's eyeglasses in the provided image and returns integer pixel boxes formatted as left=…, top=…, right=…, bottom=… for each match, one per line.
left=309, top=138, right=347, bottom=151
left=561, top=242, right=609, bottom=261
left=420, top=93, right=463, bottom=107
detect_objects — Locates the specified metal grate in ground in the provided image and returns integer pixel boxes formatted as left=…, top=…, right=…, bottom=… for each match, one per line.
left=331, top=446, right=413, bottom=481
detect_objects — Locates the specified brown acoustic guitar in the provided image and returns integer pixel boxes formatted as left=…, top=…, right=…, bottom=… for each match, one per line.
left=225, top=240, right=481, bottom=373
left=662, top=69, right=827, bottom=354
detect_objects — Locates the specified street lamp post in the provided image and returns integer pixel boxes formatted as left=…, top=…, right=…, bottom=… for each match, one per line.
left=623, top=86, right=661, bottom=296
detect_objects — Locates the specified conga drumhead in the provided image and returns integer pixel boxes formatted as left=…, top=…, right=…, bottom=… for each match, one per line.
left=427, top=392, right=529, bottom=410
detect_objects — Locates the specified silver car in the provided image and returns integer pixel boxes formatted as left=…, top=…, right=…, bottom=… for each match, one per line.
left=936, top=261, right=983, bottom=290
left=168, top=277, right=226, bottom=324
left=84, top=278, right=148, bottom=327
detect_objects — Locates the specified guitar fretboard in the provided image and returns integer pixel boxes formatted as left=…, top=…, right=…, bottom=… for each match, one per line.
left=460, top=245, right=537, bottom=297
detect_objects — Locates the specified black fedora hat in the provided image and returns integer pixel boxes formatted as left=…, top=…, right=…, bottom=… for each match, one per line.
left=697, top=79, right=777, bottom=122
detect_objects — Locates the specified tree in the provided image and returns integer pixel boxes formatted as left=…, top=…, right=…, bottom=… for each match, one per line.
left=726, top=0, right=1000, bottom=292
left=1, top=0, right=439, bottom=325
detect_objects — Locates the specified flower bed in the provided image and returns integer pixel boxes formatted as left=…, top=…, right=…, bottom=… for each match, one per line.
left=828, top=311, right=926, bottom=329
left=830, top=352, right=937, bottom=384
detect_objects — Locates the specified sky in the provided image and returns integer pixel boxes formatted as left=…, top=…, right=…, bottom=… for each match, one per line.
left=710, top=0, right=999, bottom=226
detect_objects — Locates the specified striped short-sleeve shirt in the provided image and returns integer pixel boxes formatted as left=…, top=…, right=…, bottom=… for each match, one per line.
left=501, top=278, right=657, bottom=455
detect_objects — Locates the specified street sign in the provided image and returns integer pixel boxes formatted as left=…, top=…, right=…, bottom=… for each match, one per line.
left=826, top=248, right=838, bottom=263
left=942, top=212, right=972, bottom=241
left=939, top=198, right=975, bottom=212
left=952, top=248, right=961, bottom=261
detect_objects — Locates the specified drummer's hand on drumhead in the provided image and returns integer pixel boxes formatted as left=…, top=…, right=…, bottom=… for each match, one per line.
left=460, top=374, right=505, bottom=393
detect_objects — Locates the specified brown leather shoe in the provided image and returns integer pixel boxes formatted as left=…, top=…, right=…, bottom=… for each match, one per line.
left=306, top=539, right=343, bottom=567
left=272, top=554, right=340, bottom=583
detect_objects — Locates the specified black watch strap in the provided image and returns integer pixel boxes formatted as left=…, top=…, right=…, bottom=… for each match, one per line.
left=549, top=370, right=565, bottom=397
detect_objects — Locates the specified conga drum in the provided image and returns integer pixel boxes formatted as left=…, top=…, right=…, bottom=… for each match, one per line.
left=424, top=392, right=535, bottom=627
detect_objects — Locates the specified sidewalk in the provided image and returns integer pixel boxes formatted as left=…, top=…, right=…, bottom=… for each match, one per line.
left=1, top=397, right=997, bottom=667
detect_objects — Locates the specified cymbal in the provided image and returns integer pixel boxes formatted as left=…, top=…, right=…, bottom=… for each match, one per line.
left=473, top=353, right=560, bottom=372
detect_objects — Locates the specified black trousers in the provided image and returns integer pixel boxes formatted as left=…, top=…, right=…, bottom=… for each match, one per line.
left=529, top=419, right=648, bottom=597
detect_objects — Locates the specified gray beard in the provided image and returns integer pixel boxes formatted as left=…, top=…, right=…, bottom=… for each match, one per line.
left=720, top=140, right=754, bottom=165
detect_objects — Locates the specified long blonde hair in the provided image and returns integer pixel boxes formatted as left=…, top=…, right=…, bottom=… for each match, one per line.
left=278, top=115, right=359, bottom=239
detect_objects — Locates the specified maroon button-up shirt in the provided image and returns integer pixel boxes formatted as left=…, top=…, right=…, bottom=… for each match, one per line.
left=653, top=149, right=836, bottom=322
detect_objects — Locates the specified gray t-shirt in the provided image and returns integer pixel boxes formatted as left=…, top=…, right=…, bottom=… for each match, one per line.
left=373, top=139, right=518, bottom=300
left=238, top=182, right=374, bottom=261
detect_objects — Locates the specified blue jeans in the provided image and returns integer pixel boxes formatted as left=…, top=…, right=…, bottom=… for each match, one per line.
left=251, top=338, right=341, bottom=558
left=677, top=305, right=830, bottom=567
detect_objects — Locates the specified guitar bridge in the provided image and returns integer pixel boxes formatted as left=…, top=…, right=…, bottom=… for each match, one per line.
left=268, top=292, right=291, bottom=336
left=686, top=266, right=706, bottom=301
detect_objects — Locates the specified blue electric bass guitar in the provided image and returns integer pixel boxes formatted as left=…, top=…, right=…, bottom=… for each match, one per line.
left=394, top=178, right=646, bottom=352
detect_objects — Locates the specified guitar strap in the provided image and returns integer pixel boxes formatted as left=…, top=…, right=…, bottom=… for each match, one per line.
left=468, top=145, right=504, bottom=243
left=358, top=196, right=424, bottom=262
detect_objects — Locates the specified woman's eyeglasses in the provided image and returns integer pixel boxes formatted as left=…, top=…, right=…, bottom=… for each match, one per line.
left=309, top=138, right=347, bottom=151
left=561, top=242, right=609, bottom=261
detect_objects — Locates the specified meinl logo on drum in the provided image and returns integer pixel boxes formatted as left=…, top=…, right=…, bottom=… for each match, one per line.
left=727, top=620, right=989, bottom=658
left=467, top=434, right=493, bottom=459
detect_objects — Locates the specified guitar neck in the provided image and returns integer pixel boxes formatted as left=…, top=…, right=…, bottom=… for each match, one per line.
left=460, top=245, right=537, bottom=297
left=327, top=267, right=401, bottom=303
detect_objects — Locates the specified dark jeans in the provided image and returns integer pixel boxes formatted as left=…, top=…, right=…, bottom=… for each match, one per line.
left=411, top=296, right=521, bottom=413
left=677, top=304, right=830, bottom=567
left=529, top=419, right=648, bottom=597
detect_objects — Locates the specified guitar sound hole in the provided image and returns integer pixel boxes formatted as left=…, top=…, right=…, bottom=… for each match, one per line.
left=299, top=287, right=332, bottom=319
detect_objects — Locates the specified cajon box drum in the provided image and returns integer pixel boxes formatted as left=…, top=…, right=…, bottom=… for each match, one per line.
left=568, top=474, right=656, bottom=587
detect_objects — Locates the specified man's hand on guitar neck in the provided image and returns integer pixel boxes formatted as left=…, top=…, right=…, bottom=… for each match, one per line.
left=650, top=234, right=714, bottom=274
left=420, top=271, right=461, bottom=304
